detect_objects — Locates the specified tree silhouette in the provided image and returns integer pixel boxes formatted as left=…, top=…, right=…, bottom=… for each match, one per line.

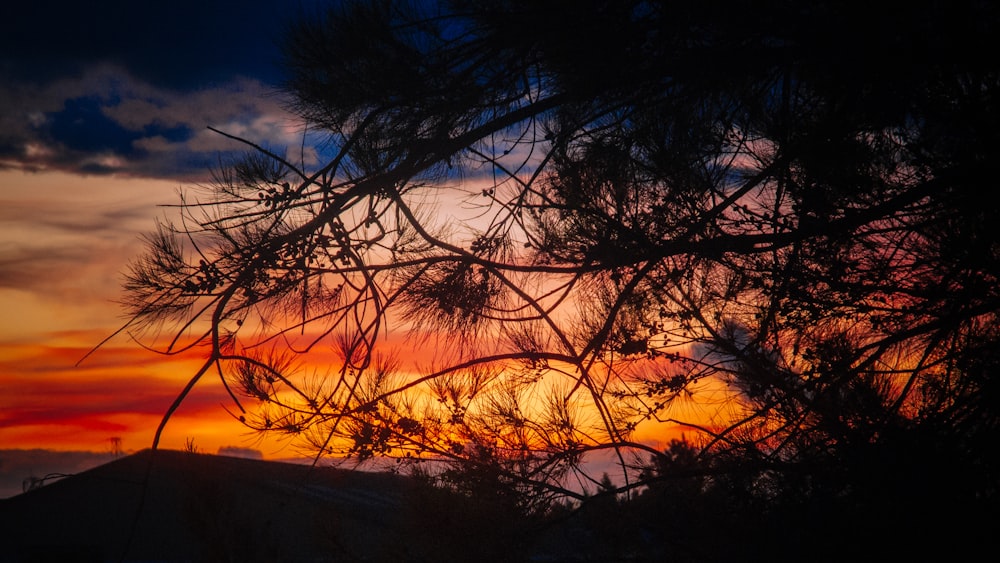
left=111, top=0, right=998, bottom=531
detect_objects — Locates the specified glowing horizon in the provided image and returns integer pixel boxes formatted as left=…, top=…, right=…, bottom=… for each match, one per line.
left=0, top=169, right=693, bottom=458
left=0, top=170, right=264, bottom=455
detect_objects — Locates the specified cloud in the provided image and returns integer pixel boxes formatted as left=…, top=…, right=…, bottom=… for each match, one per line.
left=0, top=65, right=310, bottom=181
left=0, top=171, right=180, bottom=308
left=0, top=0, right=335, bottom=183
left=0, top=346, right=227, bottom=426
left=218, top=446, right=264, bottom=460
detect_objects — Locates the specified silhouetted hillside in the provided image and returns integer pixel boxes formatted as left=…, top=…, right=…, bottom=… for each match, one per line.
left=0, top=450, right=119, bottom=500
left=4, top=446, right=994, bottom=562
left=0, top=449, right=634, bottom=563
left=0, top=449, right=442, bottom=562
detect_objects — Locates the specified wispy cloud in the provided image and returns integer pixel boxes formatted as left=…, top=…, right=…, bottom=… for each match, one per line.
left=0, top=336, right=247, bottom=455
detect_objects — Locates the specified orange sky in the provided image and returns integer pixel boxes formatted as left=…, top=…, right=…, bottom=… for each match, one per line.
left=0, top=170, right=275, bottom=455
left=0, top=32, right=699, bottom=460
left=0, top=168, right=702, bottom=460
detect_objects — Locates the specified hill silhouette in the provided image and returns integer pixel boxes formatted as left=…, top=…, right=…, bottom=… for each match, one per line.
left=0, top=449, right=636, bottom=562
left=0, top=449, right=450, bottom=562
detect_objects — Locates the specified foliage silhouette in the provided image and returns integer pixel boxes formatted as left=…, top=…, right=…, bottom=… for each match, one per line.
left=110, top=0, right=998, bottom=552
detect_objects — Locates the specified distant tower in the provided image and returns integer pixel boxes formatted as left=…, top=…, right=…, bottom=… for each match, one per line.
left=109, top=437, right=123, bottom=457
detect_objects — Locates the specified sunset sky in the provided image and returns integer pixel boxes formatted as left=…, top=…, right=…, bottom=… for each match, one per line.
left=0, top=3, right=706, bottom=496
left=1, top=1, right=331, bottom=460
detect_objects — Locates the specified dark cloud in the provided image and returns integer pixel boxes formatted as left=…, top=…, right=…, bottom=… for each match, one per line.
left=0, top=1, right=325, bottom=181
left=0, top=69, right=308, bottom=180
left=0, top=245, right=90, bottom=291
